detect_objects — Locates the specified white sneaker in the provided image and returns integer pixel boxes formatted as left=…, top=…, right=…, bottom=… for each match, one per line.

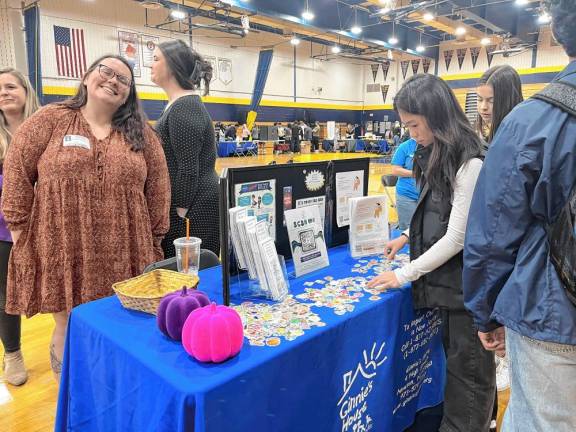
left=490, top=419, right=497, bottom=431
left=495, top=355, right=510, bottom=391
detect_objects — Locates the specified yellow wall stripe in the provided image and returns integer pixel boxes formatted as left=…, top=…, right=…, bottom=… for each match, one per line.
left=441, top=65, right=565, bottom=81
left=43, top=85, right=394, bottom=111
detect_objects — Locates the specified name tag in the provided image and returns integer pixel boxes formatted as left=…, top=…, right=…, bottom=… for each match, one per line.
left=63, top=135, right=91, bottom=150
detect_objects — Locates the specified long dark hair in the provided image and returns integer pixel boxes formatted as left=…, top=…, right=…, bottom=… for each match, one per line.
left=394, top=74, right=483, bottom=197
left=58, top=55, right=148, bottom=152
left=476, top=65, right=523, bottom=143
left=158, top=40, right=212, bottom=96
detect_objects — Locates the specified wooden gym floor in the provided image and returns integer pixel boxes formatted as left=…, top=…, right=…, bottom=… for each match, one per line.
left=0, top=151, right=509, bottom=432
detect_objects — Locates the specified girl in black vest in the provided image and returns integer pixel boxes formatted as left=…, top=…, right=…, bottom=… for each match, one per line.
left=368, top=74, right=495, bottom=431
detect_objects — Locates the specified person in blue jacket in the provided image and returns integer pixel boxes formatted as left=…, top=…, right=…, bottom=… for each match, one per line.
left=463, top=1, right=576, bottom=430
left=391, top=137, right=419, bottom=230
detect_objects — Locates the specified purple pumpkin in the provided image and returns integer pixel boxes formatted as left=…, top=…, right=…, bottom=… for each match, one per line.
left=182, top=303, right=244, bottom=363
left=157, top=287, right=210, bottom=341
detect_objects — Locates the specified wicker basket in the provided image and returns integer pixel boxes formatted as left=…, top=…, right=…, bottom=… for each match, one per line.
left=113, top=270, right=199, bottom=315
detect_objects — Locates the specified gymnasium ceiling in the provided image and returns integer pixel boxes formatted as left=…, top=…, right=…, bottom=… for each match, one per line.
left=133, top=0, right=548, bottom=62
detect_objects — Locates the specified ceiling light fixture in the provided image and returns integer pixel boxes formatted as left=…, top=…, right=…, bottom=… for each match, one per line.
left=351, top=7, right=362, bottom=35
left=302, top=0, right=314, bottom=21
left=331, top=45, right=341, bottom=54
left=388, top=21, right=398, bottom=44
left=379, top=7, right=391, bottom=15
left=290, top=36, right=301, bottom=46
left=481, top=37, right=491, bottom=46
left=538, top=12, right=551, bottom=24
left=515, top=0, right=529, bottom=5
left=423, top=12, right=435, bottom=21
left=455, top=26, right=467, bottom=36
left=171, top=9, right=186, bottom=20
left=416, top=32, right=425, bottom=53
left=302, top=10, right=315, bottom=20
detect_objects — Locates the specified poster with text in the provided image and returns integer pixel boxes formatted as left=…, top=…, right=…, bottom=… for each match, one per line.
left=142, top=35, right=159, bottom=68
left=285, top=206, right=329, bottom=277
left=234, top=179, right=276, bottom=240
left=118, top=31, right=141, bottom=77
left=336, top=170, right=365, bottom=227
left=296, top=196, right=326, bottom=227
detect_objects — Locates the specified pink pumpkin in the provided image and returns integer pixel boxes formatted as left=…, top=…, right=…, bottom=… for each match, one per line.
left=182, top=303, right=244, bottom=363
left=157, top=287, right=210, bottom=341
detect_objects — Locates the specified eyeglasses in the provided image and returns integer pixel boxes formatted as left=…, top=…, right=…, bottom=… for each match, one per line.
left=97, top=64, right=132, bottom=87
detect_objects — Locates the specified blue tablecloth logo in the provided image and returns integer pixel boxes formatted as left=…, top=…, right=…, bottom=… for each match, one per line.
left=338, top=342, right=387, bottom=432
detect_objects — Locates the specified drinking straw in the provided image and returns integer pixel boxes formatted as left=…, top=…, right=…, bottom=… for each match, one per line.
left=184, top=217, right=190, bottom=273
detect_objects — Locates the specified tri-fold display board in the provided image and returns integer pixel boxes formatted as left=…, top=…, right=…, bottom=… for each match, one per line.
left=218, top=158, right=370, bottom=305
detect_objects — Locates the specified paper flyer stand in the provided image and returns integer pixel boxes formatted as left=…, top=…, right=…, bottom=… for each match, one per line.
left=219, top=159, right=371, bottom=305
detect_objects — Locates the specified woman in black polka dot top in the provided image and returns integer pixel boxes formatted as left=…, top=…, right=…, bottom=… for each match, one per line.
left=152, top=40, right=220, bottom=258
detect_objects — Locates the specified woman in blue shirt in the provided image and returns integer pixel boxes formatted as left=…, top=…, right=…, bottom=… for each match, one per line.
left=391, top=137, right=419, bottom=230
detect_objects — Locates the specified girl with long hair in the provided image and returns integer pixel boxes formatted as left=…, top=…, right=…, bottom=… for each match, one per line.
left=0, top=68, right=40, bottom=385
left=367, top=74, right=495, bottom=431
left=477, top=65, right=523, bottom=142
left=151, top=40, right=220, bottom=258
left=1, top=56, right=170, bottom=380
left=476, top=64, right=523, bottom=430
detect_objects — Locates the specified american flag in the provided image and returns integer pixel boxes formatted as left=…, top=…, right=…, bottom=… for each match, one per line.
left=53, top=25, right=87, bottom=78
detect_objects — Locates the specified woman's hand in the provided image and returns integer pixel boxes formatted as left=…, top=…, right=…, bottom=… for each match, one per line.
left=384, top=235, right=408, bottom=260
left=366, top=271, right=402, bottom=290
left=176, top=207, right=188, bottom=218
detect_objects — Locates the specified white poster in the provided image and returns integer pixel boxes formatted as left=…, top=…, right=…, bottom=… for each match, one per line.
left=234, top=179, right=276, bottom=240
left=218, top=58, right=232, bottom=85
left=336, top=170, right=365, bottom=227
left=349, top=195, right=389, bottom=257
left=142, top=35, right=159, bottom=68
left=296, top=196, right=326, bottom=227
left=285, top=206, right=329, bottom=277
left=205, top=56, right=217, bottom=82
left=118, top=30, right=141, bottom=77
left=327, top=121, right=336, bottom=140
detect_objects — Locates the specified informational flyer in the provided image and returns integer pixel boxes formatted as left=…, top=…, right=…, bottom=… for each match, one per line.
left=141, top=35, right=159, bottom=68
left=349, top=195, right=389, bottom=257
left=235, top=179, right=276, bottom=240
left=285, top=206, right=329, bottom=277
left=118, top=30, right=141, bottom=77
left=336, top=170, right=365, bottom=227
left=296, top=196, right=326, bottom=227
left=228, top=207, right=248, bottom=269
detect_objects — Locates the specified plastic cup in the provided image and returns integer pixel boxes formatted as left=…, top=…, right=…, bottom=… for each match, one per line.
left=174, top=237, right=202, bottom=276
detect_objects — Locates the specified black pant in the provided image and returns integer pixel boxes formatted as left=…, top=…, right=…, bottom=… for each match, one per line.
left=311, top=136, right=319, bottom=151
left=0, top=240, right=20, bottom=353
left=441, top=309, right=496, bottom=432
left=290, top=138, right=300, bottom=153
left=407, top=310, right=495, bottom=432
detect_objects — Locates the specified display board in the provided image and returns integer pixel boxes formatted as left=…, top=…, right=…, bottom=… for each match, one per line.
left=219, top=159, right=371, bottom=304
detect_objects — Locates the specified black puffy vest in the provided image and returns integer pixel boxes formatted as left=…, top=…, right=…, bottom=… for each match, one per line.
left=409, top=145, right=479, bottom=311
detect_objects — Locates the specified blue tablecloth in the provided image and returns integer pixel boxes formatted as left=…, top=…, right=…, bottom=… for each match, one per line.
left=55, top=246, right=445, bottom=432
left=217, top=141, right=257, bottom=157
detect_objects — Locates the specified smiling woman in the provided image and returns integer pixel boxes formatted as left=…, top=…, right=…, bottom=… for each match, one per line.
left=0, top=55, right=171, bottom=383
left=0, top=68, right=40, bottom=387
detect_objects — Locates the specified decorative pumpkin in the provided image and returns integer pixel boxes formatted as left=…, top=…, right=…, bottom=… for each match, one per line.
left=157, top=287, right=210, bottom=341
left=182, top=303, right=244, bottom=363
